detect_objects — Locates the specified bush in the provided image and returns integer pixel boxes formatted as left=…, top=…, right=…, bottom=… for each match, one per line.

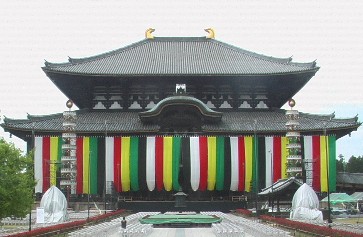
left=235, top=208, right=253, bottom=217
left=259, top=215, right=363, bottom=237
left=7, top=209, right=126, bottom=237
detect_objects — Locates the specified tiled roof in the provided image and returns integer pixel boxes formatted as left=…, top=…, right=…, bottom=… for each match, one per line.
left=207, top=111, right=360, bottom=133
left=42, top=37, right=318, bottom=76
left=259, top=177, right=303, bottom=195
left=2, top=109, right=359, bottom=139
left=337, top=172, right=363, bottom=185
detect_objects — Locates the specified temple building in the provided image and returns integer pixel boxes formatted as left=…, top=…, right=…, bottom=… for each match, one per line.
left=2, top=29, right=360, bottom=210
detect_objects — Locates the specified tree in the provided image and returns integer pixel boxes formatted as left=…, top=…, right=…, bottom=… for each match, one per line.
left=336, top=154, right=346, bottom=172
left=0, top=138, right=35, bottom=219
left=346, top=155, right=363, bottom=173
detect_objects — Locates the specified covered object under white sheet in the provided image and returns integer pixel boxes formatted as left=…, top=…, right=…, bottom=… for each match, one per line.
left=39, top=186, right=69, bottom=223
left=290, top=183, right=323, bottom=222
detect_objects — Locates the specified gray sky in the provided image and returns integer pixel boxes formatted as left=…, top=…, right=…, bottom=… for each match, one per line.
left=1, top=0, right=362, bottom=159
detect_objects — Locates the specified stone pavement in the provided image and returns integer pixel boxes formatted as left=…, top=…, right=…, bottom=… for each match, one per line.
left=128, top=227, right=255, bottom=237
left=103, top=212, right=289, bottom=237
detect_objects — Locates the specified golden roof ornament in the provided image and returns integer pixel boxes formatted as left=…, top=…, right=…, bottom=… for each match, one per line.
left=204, top=28, right=215, bottom=39
left=145, top=28, right=155, bottom=39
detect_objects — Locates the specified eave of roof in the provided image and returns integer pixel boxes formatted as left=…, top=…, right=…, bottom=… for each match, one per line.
left=1, top=109, right=360, bottom=141
left=42, top=37, right=319, bottom=76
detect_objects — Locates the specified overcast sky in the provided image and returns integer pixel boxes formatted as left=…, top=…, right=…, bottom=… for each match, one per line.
left=0, top=0, right=362, bottom=159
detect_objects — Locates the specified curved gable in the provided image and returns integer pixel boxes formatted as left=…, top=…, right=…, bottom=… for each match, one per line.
left=139, top=96, right=222, bottom=132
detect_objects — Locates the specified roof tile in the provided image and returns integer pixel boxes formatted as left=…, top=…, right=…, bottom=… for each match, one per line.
left=43, top=37, right=318, bottom=76
left=2, top=109, right=359, bottom=136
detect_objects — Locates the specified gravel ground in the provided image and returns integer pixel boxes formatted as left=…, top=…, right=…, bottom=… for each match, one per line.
left=329, top=218, right=363, bottom=235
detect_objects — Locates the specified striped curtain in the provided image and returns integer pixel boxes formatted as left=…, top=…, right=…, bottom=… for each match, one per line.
left=145, top=136, right=181, bottom=191
left=105, top=136, right=140, bottom=192
left=264, top=137, right=288, bottom=187
left=256, top=136, right=288, bottom=189
left=189, top=136, right=227, bottom=191
left=303, top=136, right=336, bottom=192
left=105, top=136, right=148, bottom=194
left=76, top=137, right=105, bottom=194
left=189, top=136, right=256, bottom=192
left=34, top=136, right=63, bottom=193
left=33, top=135, right=336, bottom=194
left=229, top=137, right=255, bottom=192
left=106, top=136, right=187, bottom=192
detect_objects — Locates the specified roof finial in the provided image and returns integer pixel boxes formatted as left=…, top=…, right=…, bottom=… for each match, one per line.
left=145, top=28, right=155, bottom=39
left=288, top=98, right=296, bottom=109
left=204, top=28, right=215, bottom=39
left=66, top=99, right=74, bottom=110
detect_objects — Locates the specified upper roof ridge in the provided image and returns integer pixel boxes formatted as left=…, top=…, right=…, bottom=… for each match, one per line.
left=43, top=36, right=318, bottom=71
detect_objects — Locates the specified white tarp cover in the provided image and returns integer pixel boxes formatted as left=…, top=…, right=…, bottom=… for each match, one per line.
left=321, top=193, right=356, bottom=203
left=351, top=192, right=363, bottom=201
left=290, top=183, right=323, bottom=222
left=39, top=186, right=68, bottom=223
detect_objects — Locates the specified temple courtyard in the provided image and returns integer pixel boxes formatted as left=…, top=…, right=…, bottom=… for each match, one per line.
left=3, top=210, right=363, bottom=236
